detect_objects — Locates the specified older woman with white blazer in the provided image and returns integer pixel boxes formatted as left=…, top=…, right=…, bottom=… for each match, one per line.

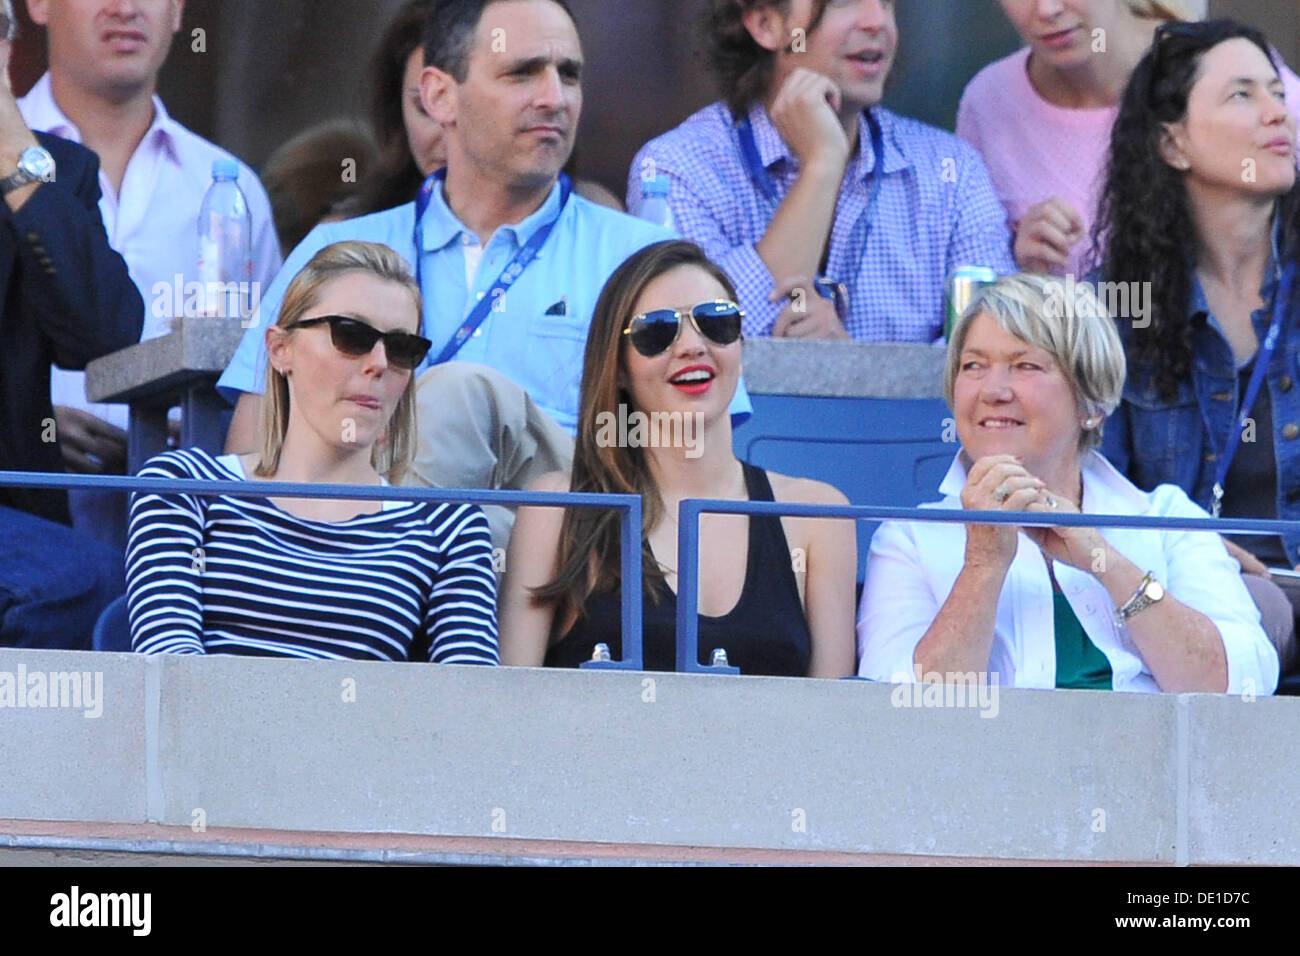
left=857, top=273, right=1278, bottom=694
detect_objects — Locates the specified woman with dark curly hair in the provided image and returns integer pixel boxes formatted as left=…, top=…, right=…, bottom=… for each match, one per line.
left=1097, top=19, right=1299, bottom=668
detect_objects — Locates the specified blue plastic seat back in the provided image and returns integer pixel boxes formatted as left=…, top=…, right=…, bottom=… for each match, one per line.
left=91, top=593, right=132, bottom=653
left=734, top=394, right=954, bottom=580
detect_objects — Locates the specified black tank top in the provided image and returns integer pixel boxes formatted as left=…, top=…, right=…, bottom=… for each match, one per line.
left=544, top=464, right=812, bottom=675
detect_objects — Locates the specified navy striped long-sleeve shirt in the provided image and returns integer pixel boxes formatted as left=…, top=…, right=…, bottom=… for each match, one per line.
left=126, top=449, right=498, bottom=664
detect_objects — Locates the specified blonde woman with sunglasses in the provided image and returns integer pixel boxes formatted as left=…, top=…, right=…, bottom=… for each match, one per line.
left=499, top=240, right=856, bottom=676
left=126, top=241, right=498, bottom=663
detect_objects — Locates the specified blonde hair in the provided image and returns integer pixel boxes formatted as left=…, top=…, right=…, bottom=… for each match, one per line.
left=944, top=273, right=1127, bottom=452
left=256, top=240, right=421, bottom=483
left=1126, top=0, right=1200, bottom=21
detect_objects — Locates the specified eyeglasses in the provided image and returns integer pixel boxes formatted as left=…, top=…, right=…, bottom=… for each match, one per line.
left=285, top=315, right=432, bottom=370
left=623, top=299, right=744, bottom=357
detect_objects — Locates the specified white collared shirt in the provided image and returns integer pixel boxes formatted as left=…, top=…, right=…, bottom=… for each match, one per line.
left=857, top=451, right=1279, bottom=694
left=19, top=73, right=282, bottom=429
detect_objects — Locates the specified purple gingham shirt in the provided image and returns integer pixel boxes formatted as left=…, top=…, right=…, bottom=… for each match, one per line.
left=628, top=101, right=1016, bottom=341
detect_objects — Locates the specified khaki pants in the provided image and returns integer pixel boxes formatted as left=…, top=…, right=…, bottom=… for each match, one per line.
left=403, top=362, right=574, bottom=551
left=1242, top=572, right=1298, bottom=677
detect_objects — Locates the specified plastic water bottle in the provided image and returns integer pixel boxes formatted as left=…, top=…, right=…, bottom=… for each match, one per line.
left=197, top=158, right=252, bottom=319
left=638, top=175, right=675, bottom=232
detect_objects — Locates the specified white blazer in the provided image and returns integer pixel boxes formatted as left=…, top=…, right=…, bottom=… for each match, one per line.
left=857, top=451, right=1279, bottom=694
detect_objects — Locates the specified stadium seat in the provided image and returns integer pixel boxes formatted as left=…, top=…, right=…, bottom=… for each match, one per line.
left=91, top=594, right=131, bottom=653
left=734, top=393, right=954, bottom=580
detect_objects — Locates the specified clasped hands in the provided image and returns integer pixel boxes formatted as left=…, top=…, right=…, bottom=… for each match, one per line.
left=961, top=454, right=1108, bottom=574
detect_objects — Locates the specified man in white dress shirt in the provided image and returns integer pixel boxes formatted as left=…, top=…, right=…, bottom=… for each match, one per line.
left=18, top=0, right=280, bottom=547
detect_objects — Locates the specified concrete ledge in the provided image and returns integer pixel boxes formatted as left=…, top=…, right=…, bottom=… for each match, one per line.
left=0, top=821, right=1154, bottom=867
left=741, top=339, right=947, bottom=399
left=1184, top=694, right=1300, bottom=865
left=1, top=648, right=1289, bottom=864
left=0, top=651, right=147, bottom=823
left=85, top=318, right=248, bottom=404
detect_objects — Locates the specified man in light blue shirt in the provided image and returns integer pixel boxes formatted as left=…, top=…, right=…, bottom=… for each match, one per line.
left=221, top=0, right=750, bottom=457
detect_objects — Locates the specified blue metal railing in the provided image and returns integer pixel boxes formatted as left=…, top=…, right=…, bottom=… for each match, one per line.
left=0, top=471, right=644, bottom=670
left=673, top=499, right=1300, bottom=675
left=9, top=469, right=1300, bottom=676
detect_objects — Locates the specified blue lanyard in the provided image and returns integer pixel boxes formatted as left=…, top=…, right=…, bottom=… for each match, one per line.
left=736, top=108, right=884, bottom=212
left=735, top=108, right=883, bottom=308
left=413, top=170, right=573, bottom=366
left=1212, top=263, right=1296, bottom=518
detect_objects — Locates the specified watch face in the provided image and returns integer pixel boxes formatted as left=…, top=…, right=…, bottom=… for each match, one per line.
left=19, top=146, right=55, bottom=182
left=1147, top=580, right=1165, bottom=601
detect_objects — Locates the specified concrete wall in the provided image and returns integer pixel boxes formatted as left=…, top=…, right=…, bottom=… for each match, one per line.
left=2, top=648, right=1295, bottom=864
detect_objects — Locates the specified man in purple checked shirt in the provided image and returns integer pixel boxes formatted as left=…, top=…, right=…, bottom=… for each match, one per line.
left=628, top=0, right=1016, bottom=343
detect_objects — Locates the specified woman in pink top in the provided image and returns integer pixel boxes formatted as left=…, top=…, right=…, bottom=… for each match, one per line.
left=958, top=0, right=1300, bottom=277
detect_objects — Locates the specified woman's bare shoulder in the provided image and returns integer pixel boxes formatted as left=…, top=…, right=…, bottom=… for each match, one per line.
left=765, top=470, right=850, bottom=508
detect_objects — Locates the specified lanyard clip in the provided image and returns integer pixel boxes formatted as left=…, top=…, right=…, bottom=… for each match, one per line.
left=1211, top=482, right=1225, bottom=519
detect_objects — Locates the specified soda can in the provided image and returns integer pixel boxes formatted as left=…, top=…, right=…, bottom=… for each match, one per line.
left=945, top=265, right=998, bottom=340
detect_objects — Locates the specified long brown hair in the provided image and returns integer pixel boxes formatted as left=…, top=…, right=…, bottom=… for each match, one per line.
left=256, top=241, right=421, bottom=484
left=532, top=241, right=740, bottom=632
left=337, top=0, right=433, bottom=217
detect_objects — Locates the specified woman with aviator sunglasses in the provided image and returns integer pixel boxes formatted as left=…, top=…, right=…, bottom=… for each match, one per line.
left=126, top=241, right=499, bottom=664
left=499, top=240, right=857, bottom=676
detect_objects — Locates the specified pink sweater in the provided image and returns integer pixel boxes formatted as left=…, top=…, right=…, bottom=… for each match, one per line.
left=957, top=47, right=1300, bottom=277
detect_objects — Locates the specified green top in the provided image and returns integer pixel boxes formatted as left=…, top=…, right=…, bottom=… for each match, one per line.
left=1053, top=592, right=1113, bottom=690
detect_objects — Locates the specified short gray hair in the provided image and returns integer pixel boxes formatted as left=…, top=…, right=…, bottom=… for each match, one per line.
left=943, top=273, right=1127, bottom=452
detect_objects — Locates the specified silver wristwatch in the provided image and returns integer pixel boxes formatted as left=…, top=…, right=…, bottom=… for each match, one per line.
left=0, top=145, right=56, bottom=195
left=1115, top=571, right=1165, bottom=628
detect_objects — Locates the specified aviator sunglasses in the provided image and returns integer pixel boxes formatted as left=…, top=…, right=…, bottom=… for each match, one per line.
left=623, top=299, right=744, bottom=357
left=286, top=315, right=433, bottom=370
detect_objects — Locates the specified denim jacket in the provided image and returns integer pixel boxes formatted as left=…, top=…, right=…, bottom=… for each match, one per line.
left=1101, top=236, right=1300, bottom=565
